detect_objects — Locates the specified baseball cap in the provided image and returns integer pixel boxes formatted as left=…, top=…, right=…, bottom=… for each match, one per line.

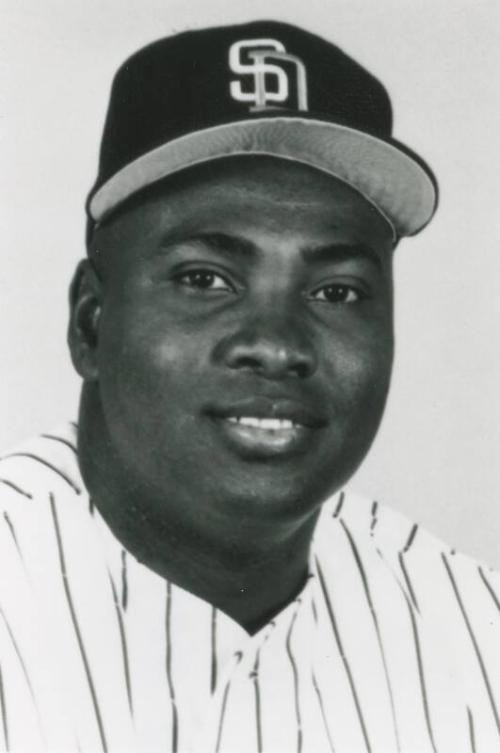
left=86, top=19, right=438, bottom=239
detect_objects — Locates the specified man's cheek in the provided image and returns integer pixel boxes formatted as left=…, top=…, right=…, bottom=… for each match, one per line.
left=328, top=336, right=391, bottom=393
left=113, top=337, right=200, bottom=417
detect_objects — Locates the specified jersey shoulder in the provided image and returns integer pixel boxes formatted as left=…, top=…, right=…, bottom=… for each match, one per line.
left=317, top=486, right=500, bottom=611
left=0, top=423, right=84, bottom=559
left=0, top=423, right=82, bottom=507
left=320, top=486, right=498, bottom=572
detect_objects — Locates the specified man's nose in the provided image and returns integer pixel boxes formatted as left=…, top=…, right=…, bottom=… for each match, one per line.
left=216, top=308, right=318, bottom=380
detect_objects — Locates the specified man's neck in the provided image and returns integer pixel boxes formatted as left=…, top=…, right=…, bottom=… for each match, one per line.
left=78, top=393, right=320, bottom=634
left=95, top=496, right=317, bottom=634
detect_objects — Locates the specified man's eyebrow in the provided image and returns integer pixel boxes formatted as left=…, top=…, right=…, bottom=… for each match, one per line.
left=157, top=232, right=382, bottom=269
left=301, top=242, right=382, bottom=270
left=158, top=231, right=258, bottom=258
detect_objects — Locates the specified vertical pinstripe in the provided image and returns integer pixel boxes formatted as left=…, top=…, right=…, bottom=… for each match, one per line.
left=0, top=664, right=8, bottom=752
left=375, top=547, right=438, bottom=753
left=478, top=566, right=500, bottom=612
left=253, top=621, right=275, bottom=753
left=339, top=519, right=401, bottom=752
left=398, top=524, right=419, bottom=612
left=2, top=514, right=23, bottom=566
left=315, top=557, right=372, bottom=753
left=211, top=607, right=217, bottom=694
left=165, top=582, right=178, bottom=753
left=215, top=681, right=231, bottom=753
left=285, top=606, right=303, bottom=753
left=120, top=551, right=128, bottom=611
left=215, top=652, right=242, bottom=753
left=50, top=494, right=108, bottom=752
left=332, top=492, right=345, bottom=519
left=401, top=582, right=438, bottom=753
left=108, top=575, right=133, bottom=714
left=398, top=552, right=419, bottom=613
left=442, top=553, right=500, bottom=735
left=251, top=649, right=263, bottom=753
left=2, top=512, right=31, bottom=587
left=403, top=525, right=418, bottom=553
left=369, top=501, right=378, bottom=536
left=0, top=607, right=44, bottom=742
left=467, top=707, right=476, bottom=753
left=311, top=598, right=318, bottom=625
left=311, top=669, right=336, bottom=753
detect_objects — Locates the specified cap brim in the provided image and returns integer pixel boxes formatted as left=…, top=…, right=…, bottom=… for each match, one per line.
left=88, top=117, right=437, bottom=238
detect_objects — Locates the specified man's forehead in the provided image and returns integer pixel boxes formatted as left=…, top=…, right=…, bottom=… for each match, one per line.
left=97, top=156, right=386, bottom=222
left=96, top=156, right=381, bottom=226
left=91, top=157, right=395, bottom=265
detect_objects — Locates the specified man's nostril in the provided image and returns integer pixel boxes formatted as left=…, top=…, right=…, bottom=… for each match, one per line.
left=236, top=356, right=263, bottom=373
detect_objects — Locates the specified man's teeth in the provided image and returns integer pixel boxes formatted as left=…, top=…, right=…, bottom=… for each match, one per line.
left=227, top=416, right=296, bottom=430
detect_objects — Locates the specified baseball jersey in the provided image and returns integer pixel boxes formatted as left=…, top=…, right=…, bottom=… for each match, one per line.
left=0, top=424, right=498, bottom=753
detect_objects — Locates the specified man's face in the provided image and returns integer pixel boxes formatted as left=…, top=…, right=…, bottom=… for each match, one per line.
left=82, top=158, right=394, bottom=530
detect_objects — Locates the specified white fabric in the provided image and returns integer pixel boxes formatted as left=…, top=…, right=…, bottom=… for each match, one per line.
left=0, top=424, right=498, bottom=752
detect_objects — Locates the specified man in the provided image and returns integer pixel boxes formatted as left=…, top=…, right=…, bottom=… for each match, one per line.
left=0, top=18, right=498, bottom=753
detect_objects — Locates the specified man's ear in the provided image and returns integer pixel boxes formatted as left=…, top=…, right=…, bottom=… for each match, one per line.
left=67, top=259, right=103, bottom=380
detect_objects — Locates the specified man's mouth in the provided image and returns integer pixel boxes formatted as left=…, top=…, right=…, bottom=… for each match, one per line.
left=217, top=415, right=309, bottom=456
left=226, top=416, right=299, bottom=431
left=206, top=397, right=326, bottom=458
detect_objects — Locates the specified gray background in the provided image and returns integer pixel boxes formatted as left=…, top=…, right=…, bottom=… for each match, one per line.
left=1, top=0, right=499, bottom=568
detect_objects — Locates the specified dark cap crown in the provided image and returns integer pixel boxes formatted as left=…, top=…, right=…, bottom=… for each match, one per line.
left=93, top=20, right=392, bottom=192
left=87, top=19, right=437, bottom=238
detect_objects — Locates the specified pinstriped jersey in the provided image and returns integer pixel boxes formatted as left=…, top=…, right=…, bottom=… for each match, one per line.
left=0, top=424, right=499, bottom=752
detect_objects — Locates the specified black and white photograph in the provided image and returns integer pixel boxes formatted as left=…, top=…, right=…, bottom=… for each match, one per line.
left=1, top=2, right=499, bottom=751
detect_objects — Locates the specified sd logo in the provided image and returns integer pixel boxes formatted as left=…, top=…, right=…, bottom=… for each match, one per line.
left=229, top=38, right=308, bottom=112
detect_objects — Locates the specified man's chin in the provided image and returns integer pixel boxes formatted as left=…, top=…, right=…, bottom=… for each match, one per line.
left=195, top=465, right=343, bottom=524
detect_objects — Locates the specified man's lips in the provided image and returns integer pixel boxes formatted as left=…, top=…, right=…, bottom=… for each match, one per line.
left=205, top=397, right=327, bottom=458
left=206, top=396, right=327, bottom=428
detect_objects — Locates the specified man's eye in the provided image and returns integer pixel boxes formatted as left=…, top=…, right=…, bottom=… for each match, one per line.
left=176, top=270, right=232, bottom=291
left=310, top=284, right=364, bottom=304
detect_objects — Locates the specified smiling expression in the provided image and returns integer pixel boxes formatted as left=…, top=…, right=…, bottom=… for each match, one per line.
left=75, top=157, right=395, bottom=529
